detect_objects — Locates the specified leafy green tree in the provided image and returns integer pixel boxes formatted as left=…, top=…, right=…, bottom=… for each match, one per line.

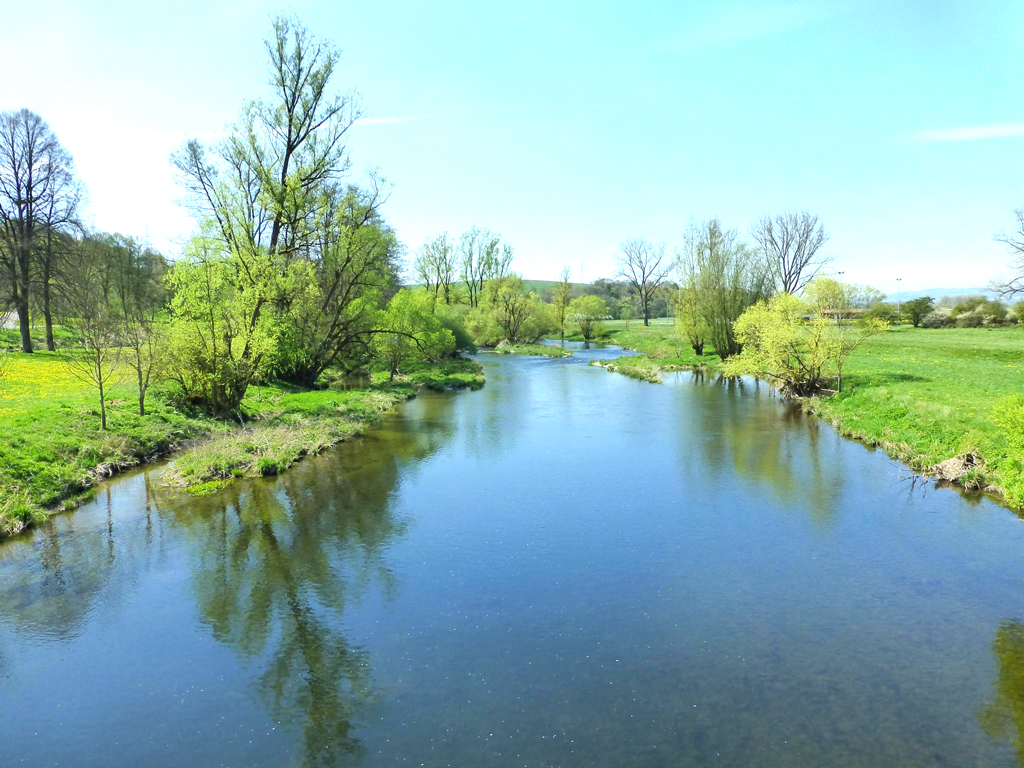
left=724, top=293, right=886, bottom=396
left=674, top=285, right=705, bottom=355
left=274, top=180, right=403, bottom=386
left=569, top=295, right=607, bottom=340
left=171, top=14, right=363, bottom=405
left=552, top=265, right=572, bottom=340
left=681, top=217, right=771, bottom=359
left=164, top=237, right=276, bottom=416
left=618, top=299, right=635, bottom=327
left=373, top=290, right=454, bottom=380
left=904, top=296, right=934, bottom=327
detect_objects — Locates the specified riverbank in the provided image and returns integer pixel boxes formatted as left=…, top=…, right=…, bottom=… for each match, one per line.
left=0, top=354, right=483, bottom=538
left=588, top=321, right=1024, bottom=510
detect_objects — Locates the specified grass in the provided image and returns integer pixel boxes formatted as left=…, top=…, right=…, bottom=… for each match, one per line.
left=579, top=318, right=723, bottom=373
left=807, top=326, right=1024, bottom=502
left=492, top=342, right=572, bottom=358
left=0, top=349, right=483, bottom=538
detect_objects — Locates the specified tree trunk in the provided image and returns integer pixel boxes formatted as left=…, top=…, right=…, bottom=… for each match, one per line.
left=17, top=254, right=32, bottom=353
left=138, top=369, right=146, bottom=416
left=97, top=366, right=107, bottom=430
left=16, top=293, right=32, bottom=353
left=43, top=269, right=55, bottom=351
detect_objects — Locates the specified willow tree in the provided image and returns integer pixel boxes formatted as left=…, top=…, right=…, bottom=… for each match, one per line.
left=681, top=218, right=771, bottom=359
left=172, top=14, right=365, bottom=406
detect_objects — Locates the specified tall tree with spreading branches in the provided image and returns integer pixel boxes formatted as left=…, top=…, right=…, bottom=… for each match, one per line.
left=749, top=210, right=830, bottom=294
left=616, top=237, right=670, bottom=326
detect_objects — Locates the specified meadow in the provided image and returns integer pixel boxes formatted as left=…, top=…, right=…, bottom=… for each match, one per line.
left=0, top=342, right=483, bottom=537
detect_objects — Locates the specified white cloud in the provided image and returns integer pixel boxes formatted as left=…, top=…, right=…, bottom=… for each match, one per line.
left=912, top=123, right=1024, bottom=142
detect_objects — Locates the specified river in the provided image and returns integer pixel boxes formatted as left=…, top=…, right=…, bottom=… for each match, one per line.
left=2, top=345, right=1023, bottom=767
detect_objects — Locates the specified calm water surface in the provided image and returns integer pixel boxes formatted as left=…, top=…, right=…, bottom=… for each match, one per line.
left=2, top=345, right=1024, bottom=767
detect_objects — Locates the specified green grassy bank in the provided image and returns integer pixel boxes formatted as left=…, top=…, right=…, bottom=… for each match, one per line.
left=0, top=352, right=483, bottom=538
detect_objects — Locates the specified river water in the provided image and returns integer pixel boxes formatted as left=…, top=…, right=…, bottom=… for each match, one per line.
left=2, top=345, right=1024, bottom=767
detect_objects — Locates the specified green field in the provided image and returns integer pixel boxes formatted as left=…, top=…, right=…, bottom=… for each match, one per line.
left=589, top=321, right=1024, bottom=507
left=0, top=349, right=483, bottom=537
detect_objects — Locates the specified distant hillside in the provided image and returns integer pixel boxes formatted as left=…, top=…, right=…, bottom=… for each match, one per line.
left=885, top=287, right=998, bottom=302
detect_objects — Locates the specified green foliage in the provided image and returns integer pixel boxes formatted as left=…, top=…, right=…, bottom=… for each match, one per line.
left=679, top=217, right=771, bottom=359
left=904, top=296, right=935, bottom=327
left=993, top=395, right=1024, bottom=506
left=164, top=239, right=276, bottom=415
left=724, top=293, right=887, bottom=396
left=465, top=275, right=554, bottom=346
left=568, top=295, right=607, bottom=340
left=373, top=290, right=455, bottom=380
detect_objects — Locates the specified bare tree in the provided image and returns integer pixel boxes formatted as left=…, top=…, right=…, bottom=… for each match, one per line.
left=993, top=209, right=1024, bottom=298
left=0, top=109, right=78, bottom=353
left=616, top=238, right=670, bottom=325
left=110, top=235, right=167, bottom=415
left=460, top=227, right=500, bottom=308
left=59, top=249, right=121, bottom=430
left=750, top=210, right=830, bottom=294
left=38, top=168, right=83, bottom=350
left=415, top=232, right=457, bottom=305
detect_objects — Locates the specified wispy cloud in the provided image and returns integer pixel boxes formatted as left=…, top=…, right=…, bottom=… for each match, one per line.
left=355, top=115, right=428, bottom=126
left=912, top=123, right=1024, bottom=143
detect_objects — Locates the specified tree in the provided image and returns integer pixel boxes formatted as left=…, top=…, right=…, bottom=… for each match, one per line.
left=675, top=285, right=705, bottom=355
left=681, top=217, right=771, bottom=359
left=414, top=232, right=457, bottom=306
left=723, top=293, right=886, bottom=396
left=750, top=210, right=830, bottom=294
left=552, top=265, right=572, bottom=341
left=992, top=209, right=1024, bottom=298
left=109, top=235, right=167, bottom=415
left=273, top=179, right=404, bottom=386
left=904, top=296, right=934, bottom=328
left=0, top=109, right=79, bottom=353
left=58, top=246, right=122, bottom=430
left=373, top=290, right=454, bottom=380
left=618, top=300, right=635, bottom=327
left=459, top=227, right=513, bottom=308
left=569, top=295, right=607, bottom=341
left=616, top=238, right=670, bottom=326
left=165, top=236, right=276, bottom=416
left=492, top=275, right=533, bottom=342
left=172, top=14, right=363, bottom=405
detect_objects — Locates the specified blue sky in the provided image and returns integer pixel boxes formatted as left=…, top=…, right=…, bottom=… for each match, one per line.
left=3, top=0, right=1023, bottom=291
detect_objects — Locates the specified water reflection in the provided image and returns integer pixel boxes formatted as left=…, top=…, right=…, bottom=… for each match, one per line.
left=677, top=372, right=844, bottom=527
left=981, top=619, right=1024, bottom=766
left=154, top=392, right=457, bottom=765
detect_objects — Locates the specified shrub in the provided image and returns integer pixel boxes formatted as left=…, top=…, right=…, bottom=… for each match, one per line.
left=435, top=303, right=476, bottom=352
left=993, top=395, right=1024, bottom=506
left=956, top=311, right=984, bottom=328
left=921, top=309, right=953, bottom=328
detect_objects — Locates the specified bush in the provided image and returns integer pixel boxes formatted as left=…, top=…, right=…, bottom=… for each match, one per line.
left=435, top=303, right=476, bottom=352
left=921, top=309, right=953, bottom=328
left=864, top=302, right=899, bottom=322
left=956, top=310, right=985, bottom=328
left=993, top=395, right=1024, bottom=506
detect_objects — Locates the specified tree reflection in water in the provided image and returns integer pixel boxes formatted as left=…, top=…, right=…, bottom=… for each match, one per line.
left=980, top=619, right=1024, bottom=766
left=681, top=372, right=844, bottom=527
left=158, top=391, right=456, bottom=766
